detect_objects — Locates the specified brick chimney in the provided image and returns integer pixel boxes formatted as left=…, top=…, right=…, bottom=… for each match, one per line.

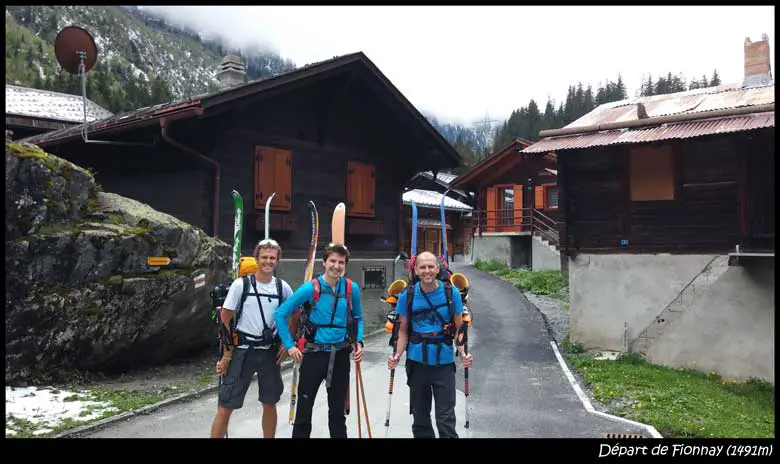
left=216, top=54, right=246, bottom=89
left=743, top=34, right=773, bottom=88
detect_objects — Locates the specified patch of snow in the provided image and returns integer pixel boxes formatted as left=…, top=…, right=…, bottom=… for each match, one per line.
left=5, top=386, right=118, bottom=435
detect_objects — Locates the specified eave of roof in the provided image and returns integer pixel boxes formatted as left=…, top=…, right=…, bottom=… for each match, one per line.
left=450, top=138, right=535, bottom=190
left=522, top=112, right=775, bottom=153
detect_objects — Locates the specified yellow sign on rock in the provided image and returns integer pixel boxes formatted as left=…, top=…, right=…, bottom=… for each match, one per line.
left=147, top=257, right=171, bottom=266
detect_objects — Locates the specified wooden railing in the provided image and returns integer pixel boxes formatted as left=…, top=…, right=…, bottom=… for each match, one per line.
left=468, top=207, right=560, bottom=247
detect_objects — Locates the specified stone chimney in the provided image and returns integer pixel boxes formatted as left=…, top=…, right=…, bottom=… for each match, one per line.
left=217, top=54, right=246, bottom=89
left=743, top=34, right=773, bottom=88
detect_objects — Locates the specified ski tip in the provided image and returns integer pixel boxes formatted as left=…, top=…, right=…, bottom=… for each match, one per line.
left=334, top=202, right=346, bottom=211
left=231, top=190, right=240, bottom=196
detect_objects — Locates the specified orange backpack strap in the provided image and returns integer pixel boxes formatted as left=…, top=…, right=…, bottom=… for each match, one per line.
left=345, top=278, right=353, bottom=318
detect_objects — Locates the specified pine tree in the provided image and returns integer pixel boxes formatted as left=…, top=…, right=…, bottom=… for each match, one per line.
left=710, top=69, right=721, bottom=86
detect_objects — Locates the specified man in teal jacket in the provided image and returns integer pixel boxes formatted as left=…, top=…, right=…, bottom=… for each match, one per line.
left=275, top=243, right=364, bottom=438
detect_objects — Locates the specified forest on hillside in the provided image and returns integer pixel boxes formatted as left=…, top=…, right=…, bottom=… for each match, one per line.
left=437, top=69, right=723, bottom=174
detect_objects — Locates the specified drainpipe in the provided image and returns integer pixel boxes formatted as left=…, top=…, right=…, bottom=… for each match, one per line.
left=160, top=116, right=220, bottom=238
left=538, top=103, right=775, bottom=138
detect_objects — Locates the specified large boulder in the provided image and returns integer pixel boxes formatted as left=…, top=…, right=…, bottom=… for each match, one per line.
left=5, top=140, right=231, bottom=384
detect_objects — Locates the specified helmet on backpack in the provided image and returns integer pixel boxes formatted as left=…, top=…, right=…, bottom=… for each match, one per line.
left=239, top=256, right=258, bottom=276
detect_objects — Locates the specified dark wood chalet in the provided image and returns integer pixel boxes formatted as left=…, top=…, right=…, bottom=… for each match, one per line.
left=20, top=52, right=462, bottom=259
left=450, top=138, right=561, bottom=246
left=523, top=83, right=775, bottom=261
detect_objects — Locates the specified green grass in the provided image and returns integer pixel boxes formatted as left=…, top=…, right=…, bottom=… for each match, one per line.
left=567, top=353, right=775, bottom=438
left=474, top=259, right=568, bottom=301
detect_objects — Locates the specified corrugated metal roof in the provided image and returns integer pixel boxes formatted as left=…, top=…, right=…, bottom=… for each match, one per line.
left=422, top=171, right=457, bottom=185
left=523, top=112, right=774, bottom=153
left=563, top=83, right=774, bottom=129
left=403, top=189, right=472, bottom=211
left=6, top=84, right=113, bottom=123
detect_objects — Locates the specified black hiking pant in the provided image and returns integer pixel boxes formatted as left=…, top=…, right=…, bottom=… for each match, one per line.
left=292, top=348, right=350, bottom=438
left=406, top=360, right=458, bottom=438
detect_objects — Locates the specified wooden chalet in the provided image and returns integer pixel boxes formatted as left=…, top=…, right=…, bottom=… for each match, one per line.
left=521, top=34, right=774, bottom=382
left=6, top=84, right=113, bottom=140
left=450, top=138, right=562, bottom=269
left=20, top=53, right=463, bottom=266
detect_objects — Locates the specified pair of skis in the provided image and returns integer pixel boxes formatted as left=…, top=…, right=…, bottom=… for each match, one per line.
left=229, top=190, right=276, bottom=278
left=287, top=202, right=347, bottom=425
left=287, top=200, right=320, bottom=425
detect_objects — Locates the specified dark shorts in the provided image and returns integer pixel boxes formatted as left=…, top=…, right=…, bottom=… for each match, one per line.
left=218, top=347, right=284, bottom=409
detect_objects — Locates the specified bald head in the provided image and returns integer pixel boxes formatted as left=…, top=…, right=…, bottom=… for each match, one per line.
left=414, top=251, right=440, bottom=286
left=416, top=251, right=439, bottom=268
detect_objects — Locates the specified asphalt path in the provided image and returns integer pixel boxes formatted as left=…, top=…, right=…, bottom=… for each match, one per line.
left=85, top=263, right=645, bottom=438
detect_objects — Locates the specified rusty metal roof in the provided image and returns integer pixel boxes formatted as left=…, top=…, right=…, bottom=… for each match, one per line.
left=522, top=112, right=775, bottom=153
left=563, top=83, right=774, bottom=129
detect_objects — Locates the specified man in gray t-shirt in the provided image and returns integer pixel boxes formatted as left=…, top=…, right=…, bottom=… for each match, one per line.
left=210, top=238, right=294, bottom=439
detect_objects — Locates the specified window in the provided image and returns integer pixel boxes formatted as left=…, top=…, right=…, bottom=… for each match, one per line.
left=346, top=160, right=376, bottom=217
left=630, top=145, right=675, bottom=201
left=362, top=266, right=386, bottom=290
left=254, top=146, right=292, bottom=211
left=534, top=183, right=558, bottom=209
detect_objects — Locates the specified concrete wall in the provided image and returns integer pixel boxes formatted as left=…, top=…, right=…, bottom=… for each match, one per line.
left=531, top=236, right=561, bottom=271
left=469, top=235, right=530, bottom=268
left=649, top=260, right=774, bottom=383
left=273, top=258, right=407, bottom=333
left=569, top=253, right=774, bottom=382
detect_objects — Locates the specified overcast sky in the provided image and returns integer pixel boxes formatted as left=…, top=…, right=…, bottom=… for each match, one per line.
left=141, top=6, right=775, bottom=126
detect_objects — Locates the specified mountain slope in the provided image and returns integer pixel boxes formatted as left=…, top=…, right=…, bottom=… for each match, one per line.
left=5, top=5, right=296, bottom=114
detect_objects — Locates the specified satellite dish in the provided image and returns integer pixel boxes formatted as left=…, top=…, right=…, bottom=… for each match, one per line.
left=51, top=25, right=155, bottom=147
left=54, top=26, right=98, bottom=75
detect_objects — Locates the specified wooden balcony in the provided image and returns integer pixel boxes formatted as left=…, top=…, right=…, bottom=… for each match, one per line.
left=468, top=207, right=561, bottom=248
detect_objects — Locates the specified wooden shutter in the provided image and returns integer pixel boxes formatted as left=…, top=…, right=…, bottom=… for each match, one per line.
left=254, top=147, right=275, bottom=210
left=534, top=186, right=545, bottom=209
left=254, top=146, right=292, bottom=211
left=347, top=160, right=375, bottom=217
left=273, top=149, right=292, bottom=210
left=486, top=187, right=497, bottom=232
left=514, top=184, right=524, bottom=226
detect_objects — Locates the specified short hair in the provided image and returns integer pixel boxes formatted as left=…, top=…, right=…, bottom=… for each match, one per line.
left=253, top=238, right=282, bottom=260
left=323, top=242, right=350, bottom=263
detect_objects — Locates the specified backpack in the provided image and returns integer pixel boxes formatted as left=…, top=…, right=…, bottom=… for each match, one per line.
left=223, top=275, right=286, bottom=348
left=294, top=276, right=355, bottom=348
left=405, top=280, right=457, bottom=366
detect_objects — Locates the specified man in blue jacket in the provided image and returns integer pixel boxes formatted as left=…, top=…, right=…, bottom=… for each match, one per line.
left=387, top=251, right=473, bottom=438
left=275, top=243, right=364, bottom=438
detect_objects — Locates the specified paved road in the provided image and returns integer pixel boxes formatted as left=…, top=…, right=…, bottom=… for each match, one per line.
left=85, top=263, right=645, bottom=438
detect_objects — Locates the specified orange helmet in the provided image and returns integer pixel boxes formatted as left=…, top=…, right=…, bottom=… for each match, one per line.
left=239, top=256, right=258, bottom=276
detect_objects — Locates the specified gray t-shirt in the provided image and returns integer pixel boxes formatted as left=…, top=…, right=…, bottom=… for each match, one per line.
left=223, top=276, right=294, bottom=349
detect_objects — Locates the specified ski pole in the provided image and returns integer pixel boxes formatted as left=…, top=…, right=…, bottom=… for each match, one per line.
left=356, top=360, right=362, bottom=438
left=384, top=345, right=397, bottom=428
left=463, top=325, right=470, bottom=429
left=357, top=360, right=372, bottom=438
